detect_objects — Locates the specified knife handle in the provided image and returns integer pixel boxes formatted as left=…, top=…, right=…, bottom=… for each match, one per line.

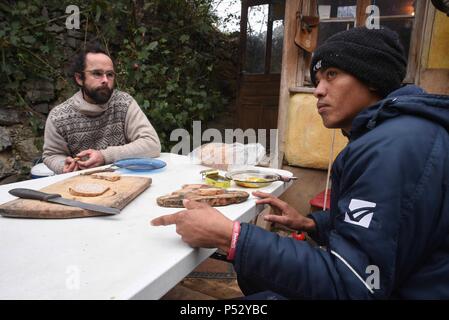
left=9, top=188, right=61, bottom=201
left=278, top=176, right=298, bottom=182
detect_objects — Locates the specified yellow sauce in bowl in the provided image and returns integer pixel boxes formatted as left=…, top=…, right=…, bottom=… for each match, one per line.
left=235, top=177, right=272, bottom=188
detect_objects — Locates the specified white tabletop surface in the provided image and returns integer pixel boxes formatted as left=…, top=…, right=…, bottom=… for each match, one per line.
left=0, top=153, right=292, bottom=300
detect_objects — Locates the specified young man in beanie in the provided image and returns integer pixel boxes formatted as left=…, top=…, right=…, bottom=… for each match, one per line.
left=151, top=27, right=449, bottom=299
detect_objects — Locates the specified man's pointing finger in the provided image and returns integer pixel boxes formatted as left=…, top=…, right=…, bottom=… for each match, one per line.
left=151, top=213, right=179, bottom=226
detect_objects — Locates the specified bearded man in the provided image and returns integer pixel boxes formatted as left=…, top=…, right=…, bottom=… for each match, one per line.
left=43, top=43, right=161, bottom=174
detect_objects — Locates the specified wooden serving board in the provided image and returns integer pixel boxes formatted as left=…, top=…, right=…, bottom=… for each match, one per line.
left=0, top=175, right=152, bottom=219
left=157, top=184, right=249, bottom=208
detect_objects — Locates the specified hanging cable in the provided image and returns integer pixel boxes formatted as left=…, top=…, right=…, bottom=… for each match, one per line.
left=323, top=129, right=336, bottom=211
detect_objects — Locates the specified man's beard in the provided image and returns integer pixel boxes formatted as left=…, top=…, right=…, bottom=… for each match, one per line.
left=82, top=84, right=113, bottom=104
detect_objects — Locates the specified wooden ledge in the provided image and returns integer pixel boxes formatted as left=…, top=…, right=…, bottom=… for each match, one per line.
left=289, top=86, right=315, bottom=93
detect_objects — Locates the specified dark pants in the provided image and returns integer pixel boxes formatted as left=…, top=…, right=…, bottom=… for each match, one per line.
left=236, top=273, right=287, bottom=300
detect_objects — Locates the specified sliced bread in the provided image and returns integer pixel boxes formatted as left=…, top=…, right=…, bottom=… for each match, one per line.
left=91, top=172, right=121, bottom=182
left=69, top=183, right=110, bottom=197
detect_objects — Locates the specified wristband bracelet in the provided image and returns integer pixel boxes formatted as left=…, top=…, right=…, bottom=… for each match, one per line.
left=226, top=221, right=241, bottom=261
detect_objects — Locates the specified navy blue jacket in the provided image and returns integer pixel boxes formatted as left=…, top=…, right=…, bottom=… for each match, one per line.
left=233, top=85, right=449, bottom=299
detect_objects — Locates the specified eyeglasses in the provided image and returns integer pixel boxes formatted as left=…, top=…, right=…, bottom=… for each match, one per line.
left=83, top=70, right=116, bottom=79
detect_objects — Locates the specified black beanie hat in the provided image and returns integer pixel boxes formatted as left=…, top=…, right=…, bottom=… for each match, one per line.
left=310, top=27, right=407, bottom=98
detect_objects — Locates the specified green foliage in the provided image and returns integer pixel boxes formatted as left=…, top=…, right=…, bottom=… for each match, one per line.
left=0, top=0, right=234, bottom=151
left=1, top=1, right=68, bottom=113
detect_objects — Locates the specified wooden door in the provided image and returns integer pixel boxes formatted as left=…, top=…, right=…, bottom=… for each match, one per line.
left=236, top=0, right=285, bottom=134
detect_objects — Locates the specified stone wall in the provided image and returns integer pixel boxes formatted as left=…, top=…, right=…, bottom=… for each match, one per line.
left=0, top=28, right=83, bottom=185
left=0, top=107, right=42, bottom=184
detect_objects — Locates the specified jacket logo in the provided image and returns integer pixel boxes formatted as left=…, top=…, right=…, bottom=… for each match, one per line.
left=344, top=199, right=376, bottom=228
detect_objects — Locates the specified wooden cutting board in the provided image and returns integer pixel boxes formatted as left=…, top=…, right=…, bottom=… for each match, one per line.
left=0, top=175, right=151, bottom=219
left=157, top=184, right=249, bottom=208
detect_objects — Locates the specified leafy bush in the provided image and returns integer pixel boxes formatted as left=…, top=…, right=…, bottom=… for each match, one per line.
left=0, top=0, right=234, bottom=151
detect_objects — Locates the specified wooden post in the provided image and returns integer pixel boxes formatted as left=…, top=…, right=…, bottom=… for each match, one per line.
left=418, top=0, right=435, bottom=79
left=409, top=0, right=431, bottom=84
left=276, top=0, right=301, bottom=168
left=265, top=3, right=274, bottom=74
left=239, top=0, right=249, bottom=75
left=236, top=0, right=249, bottom=130
left=356, top=0, right=372, bottom=27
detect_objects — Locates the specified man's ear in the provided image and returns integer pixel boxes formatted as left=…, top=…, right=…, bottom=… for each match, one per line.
left=74, top=73, right=83, bottom=87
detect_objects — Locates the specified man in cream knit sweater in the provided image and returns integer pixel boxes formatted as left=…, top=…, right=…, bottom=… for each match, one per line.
left=43, top=44, right=161, bottom=174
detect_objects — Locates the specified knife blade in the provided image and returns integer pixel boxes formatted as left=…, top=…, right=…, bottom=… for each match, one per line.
left=8, top=188, right=120, bottom=215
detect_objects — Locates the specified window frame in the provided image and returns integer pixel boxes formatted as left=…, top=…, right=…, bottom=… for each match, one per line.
left=242, top=0, right=286, bottom=75
left=293, top=0, right=429, bottom=89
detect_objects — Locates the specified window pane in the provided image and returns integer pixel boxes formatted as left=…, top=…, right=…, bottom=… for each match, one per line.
left=317, top=0, right=357, bottom=19
left=317, top=21, right=354, bottom=48
left=381, top=18, right=414, bottom=58
left=270, top=20, right=284, bottom=74
left=372, top=0, right=415, bottom=16
left=245, top=4, right=268, bottom=74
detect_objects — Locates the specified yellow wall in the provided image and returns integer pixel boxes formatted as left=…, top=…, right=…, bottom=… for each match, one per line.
left=428, top=11, right=449, bottom=69
left=284, top=93, right=348, bottom=170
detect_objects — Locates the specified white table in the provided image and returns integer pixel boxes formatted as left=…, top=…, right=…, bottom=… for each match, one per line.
left=0, top=153, right=292, bottom=300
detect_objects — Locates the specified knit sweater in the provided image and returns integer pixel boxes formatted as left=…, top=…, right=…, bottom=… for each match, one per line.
left=43, top=90, right=161, bottom=173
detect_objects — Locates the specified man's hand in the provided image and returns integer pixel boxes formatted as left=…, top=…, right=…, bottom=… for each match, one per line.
left=253, top=191, right=316, bottom=232
left=76, top=149, right=105, bottom=169
left=151, top=199, right=234, bottom=251
left=63, top=156, right=80, bottom=173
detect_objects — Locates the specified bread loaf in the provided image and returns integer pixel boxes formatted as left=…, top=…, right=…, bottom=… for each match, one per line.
left=157, top=184, right=249, bottom=207
left=198, top=143, right=229, bottom=170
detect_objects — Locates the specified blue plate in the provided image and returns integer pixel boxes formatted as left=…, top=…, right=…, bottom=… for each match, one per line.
left=113, top=158, right=167, bottom=171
